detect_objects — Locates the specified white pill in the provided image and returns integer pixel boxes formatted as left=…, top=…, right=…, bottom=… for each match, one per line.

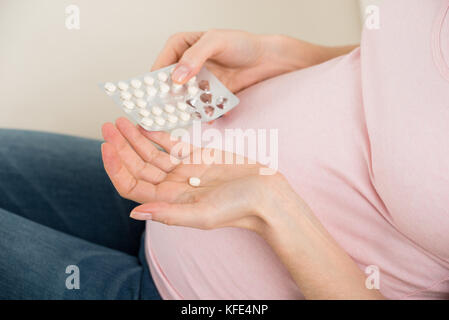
left=131, top=79, right=142, bottom=89
left=188, top=86, right=199, bottom=96
left=152, top=106, right=163, bottom=116
left=139, top=109, right=150, bottom=117
left=120, top=91, right=132, bottom=100
left=136, top=99, right=147, bottom=108
left=180, top=112, right=190, bottom=122
left=155, top=117, right=166, bottom=126
left=159, top=82, right=170, bottom=94
left=146, top=86, right=157, bottom=97
left=188, top=177, right=201, bottom=187
left=169, top=67, right=175, bottom=75
left=104, top=82, right=116, bottom=93
left=168, top=114, right=178, bottom=124
left=133, top=89, right=144, bottom=98
left=123, top=100, right=135, bottom=110
left=172, top=83, right=183, bottom=93
left=144, top=76, right=155, bottom=86
left=158, top=72, right=168, bottom=82
left=141, top=117, right=153, bottom=127
left=177, top=102, right=188, bottom=111
left=164, top=104, right=175, bottom=113
left=118, top=81, right=129, bottom=91
left=187, top=76, right=197, bottom=85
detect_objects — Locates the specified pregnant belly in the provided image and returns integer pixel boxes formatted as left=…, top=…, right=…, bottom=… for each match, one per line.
left=146, top=49, right=386, bottom=299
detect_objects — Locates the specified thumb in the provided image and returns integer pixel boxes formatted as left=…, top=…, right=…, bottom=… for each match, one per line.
left=172, top=34, right=224, bottom=84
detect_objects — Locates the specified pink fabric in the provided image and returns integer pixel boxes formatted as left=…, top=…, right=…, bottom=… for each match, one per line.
left=145, top=0, right=449, bottom=299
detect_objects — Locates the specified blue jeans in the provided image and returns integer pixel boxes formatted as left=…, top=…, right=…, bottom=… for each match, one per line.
left=0, top=129, right=161, bottom=299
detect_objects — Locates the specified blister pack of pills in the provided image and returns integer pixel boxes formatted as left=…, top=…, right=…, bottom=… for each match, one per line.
left=100, top=64, right=239, bottom=131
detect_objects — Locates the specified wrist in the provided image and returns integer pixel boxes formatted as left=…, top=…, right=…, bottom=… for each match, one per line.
left=257, top=35, right=305, bottom=75
left=259, top=35, right=323, bottom=72
left=251, top=174, right=385, bottom=300
left=253, top=173, right=310, bottom=237
left=260, top=34, right=358, bottom=74
left=253, top=173, right=326, bottom=251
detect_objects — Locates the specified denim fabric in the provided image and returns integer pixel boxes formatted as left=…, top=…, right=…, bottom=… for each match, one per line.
left=0, top=129, right=161, bottom=299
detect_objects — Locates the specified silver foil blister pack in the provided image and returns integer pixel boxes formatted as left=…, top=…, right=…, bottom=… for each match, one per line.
left=100, top=64, right=239, bottom=131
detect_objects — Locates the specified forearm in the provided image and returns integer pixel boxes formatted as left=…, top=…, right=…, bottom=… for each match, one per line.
left=260, top=34, right=358, bottom=76
left=257, top=176, right=384, bottom=300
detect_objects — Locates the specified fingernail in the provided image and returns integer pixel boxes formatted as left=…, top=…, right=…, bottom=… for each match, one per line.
left=130, top=211, right=152, bottom=220
left=172, top=65, right=191, bottom=83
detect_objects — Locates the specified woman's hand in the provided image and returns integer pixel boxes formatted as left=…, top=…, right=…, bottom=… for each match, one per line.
left=153, top=30, right=358, bottom=93
left=101, top=118, right=384, bottom=299
left=101, top=117, right=284, bottom=234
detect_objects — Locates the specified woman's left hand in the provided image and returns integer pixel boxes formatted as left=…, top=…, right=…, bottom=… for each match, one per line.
left=101, top=117, right=385, bottom=299
left=101, top=117, right=292, bottom=235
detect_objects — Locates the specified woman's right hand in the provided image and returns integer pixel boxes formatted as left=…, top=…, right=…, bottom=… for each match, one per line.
left=153, top=30, right=353, bottom=93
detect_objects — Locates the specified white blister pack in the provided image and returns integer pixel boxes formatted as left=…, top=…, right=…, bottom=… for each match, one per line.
left=100, top=64, right=239, bottom=131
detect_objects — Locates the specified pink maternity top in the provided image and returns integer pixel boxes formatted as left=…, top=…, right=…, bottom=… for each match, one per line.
left=145, top=0, right=449, bottom=299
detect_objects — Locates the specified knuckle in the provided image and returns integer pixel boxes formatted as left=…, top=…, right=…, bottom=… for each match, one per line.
left=167, top=32, right=183, bottom=43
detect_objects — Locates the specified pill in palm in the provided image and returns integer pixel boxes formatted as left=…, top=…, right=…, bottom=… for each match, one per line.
left=188, top=177, right=201, bottom=187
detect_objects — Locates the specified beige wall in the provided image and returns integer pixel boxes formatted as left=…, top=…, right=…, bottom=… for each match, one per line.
left=0, top=0, right=362, bottom=139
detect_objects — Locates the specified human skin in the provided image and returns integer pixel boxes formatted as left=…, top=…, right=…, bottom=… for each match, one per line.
left=152, top=29, right=358, bottom=93
left=101, top=30, right=383, bottom=299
